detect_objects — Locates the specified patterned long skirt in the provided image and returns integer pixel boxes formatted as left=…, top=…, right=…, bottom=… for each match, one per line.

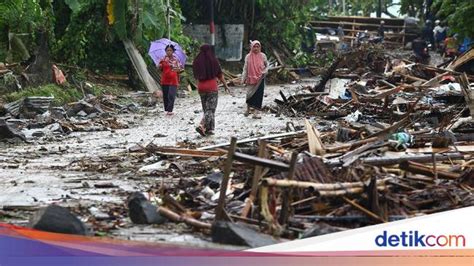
left=199, top=92, right=218, bottom=132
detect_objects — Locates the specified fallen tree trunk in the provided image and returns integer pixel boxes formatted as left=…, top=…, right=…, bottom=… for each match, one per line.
left=123, top=39, right=160, bottom=93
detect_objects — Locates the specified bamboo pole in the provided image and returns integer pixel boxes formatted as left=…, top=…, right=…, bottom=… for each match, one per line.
left=291, top=185, right=388, bottom=206
left=399, top=161, right=460, bottom=180
left=262, top=177, right=391, bottom=191
left=158, top=206, right=211, bottom=230
left=342, top=197, right=387, bottom=223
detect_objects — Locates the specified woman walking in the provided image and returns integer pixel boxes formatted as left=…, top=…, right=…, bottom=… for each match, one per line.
left=193, top=44, right=230, bottom=136
left=241, top=40, right=269, bottom=118
left=159, top=44, right=183, bottom=115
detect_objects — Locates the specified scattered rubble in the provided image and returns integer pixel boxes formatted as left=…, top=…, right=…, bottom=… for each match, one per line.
left=0, top=118, right=26, bottom=141
left=103, top=45, right=471, bottom=244
left=128, top=192, right=167, bottom=225
left=211, top=221, right=279, bottom=248
left=1, top=44, right=472, bottom=249
left=29, top=205, right=89, bottom=235
left=0, top=93, right=156, bottom=143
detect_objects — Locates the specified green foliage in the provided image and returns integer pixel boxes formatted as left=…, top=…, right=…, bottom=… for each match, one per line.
left=433, top=0, right=474, bottom=38
left=325, top=0, right=396, bottom=17
left=64, top=0, right=81, bottom=13
left=3, top=83, right=126, bottom=105
left=0, top=0, right=44, bottom=33
left=55, top=0, right=191, bottom=71
left=0, top=0, right=191, bottom=74
left=291, top=48, right=335, bottom=68
left=400, top=0, right=424, bottom=17
left=53, top=0, right=129, bottom=73
left=0, top=0, right=50, bottom=62
left=113, top=0, right=128, bottom=40
left=3, top=84, right=82, bottom=105
left=182, top=0, right=327, bottom=53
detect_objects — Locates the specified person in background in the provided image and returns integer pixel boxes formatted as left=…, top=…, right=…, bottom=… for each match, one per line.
left=159, top=44, right=183, bottom=116
left=356, top=30, right=369, bottom=46
left=301, top=24, right=315, bottom=53
left=241, top=40, right=269, bottom=119
left=378, top=20, right=385, bottom=41
left=192, top=44, right=230, bottom=137
left=337, top=23, right=348, bottom=51
left=412, top=36, right=430, bottom=64
left=444, top=34, right=459, bottom=58
left=337, top=22, right=345, bottom=38
left=433, top=20, right=447, bottom=52
left=421, top=20, right=434, bottom=47
left=459, top=37, right=473, bottom=54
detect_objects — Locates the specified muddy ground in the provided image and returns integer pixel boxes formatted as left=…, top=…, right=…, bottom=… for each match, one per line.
left=0, top=79, right=320, bottom=248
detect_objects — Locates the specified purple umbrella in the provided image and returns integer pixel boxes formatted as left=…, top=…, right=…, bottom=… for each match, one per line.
left=148, top=38, right=187, bottom=66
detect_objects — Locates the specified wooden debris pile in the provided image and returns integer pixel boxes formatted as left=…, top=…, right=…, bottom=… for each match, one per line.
left=111, top=117, right=472, bottom=247
left=273, top=46, right=474, bottom=126
left=107, top=46, right=474, bottom=247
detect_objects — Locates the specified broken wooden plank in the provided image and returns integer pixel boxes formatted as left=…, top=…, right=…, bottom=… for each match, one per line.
left=359, top=153, right=464, bottom=166
left=233, top=151, right=290, bottom=171
left=458, top=73, right=474, bottom=118
left=278, top=152, right=299, bottom=226
left=399, top=161, right=460, bottom=180
left=198, top=131, right=306, bottom=150
left=313, top=56, right=341, bottom=92
left=305, top=119, right=325, bottom=155
left=241, top=140, right=268, bottom=218
left=272, top=48, right=285, bottom=67
left=448, top=47, right=474, bottom=72
left=215, top=137, right=238, bottom=221
left=154, top=147, right=226, bottom=158
left=340, top=141, right=385, bottom=167
left=405, top=146, right=474, bottom=153
left=325, top=137, right=379, bottom=153
left=342, top=196, right=387, bottom=223
left=279, top=91, right=289, bottom=103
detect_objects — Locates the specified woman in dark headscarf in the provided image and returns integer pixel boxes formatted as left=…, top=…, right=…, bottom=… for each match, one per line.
left=193, top=44, right=230, bottom=136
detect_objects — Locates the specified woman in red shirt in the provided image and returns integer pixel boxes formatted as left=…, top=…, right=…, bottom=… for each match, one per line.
left=159, top=44, right=183, bottom=115
left=192, top=44, right=230, bottom=136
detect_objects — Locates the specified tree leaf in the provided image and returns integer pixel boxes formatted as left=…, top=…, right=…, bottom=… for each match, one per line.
left=142, top=9, right=160, bottom=28
left=113, top=0, right=128, bottom=40
left=64, top=0, right=82, bottom=13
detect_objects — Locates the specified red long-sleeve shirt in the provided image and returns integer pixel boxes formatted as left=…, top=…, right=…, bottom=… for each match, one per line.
left=197, top=73, right=223, bottom=93
left=160, top=61, right=179, bottom=86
